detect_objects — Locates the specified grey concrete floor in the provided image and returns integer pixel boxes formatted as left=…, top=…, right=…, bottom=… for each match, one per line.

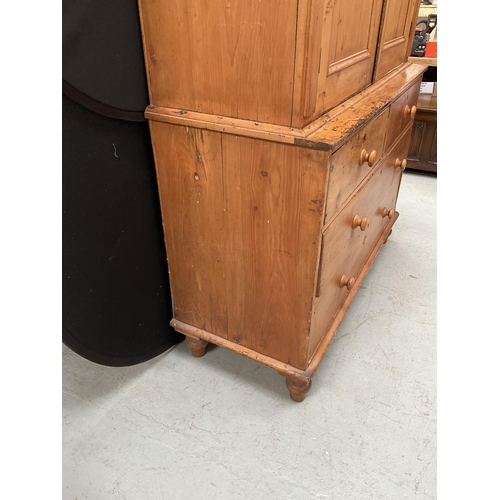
left=62, top=170, right=436, bottom=500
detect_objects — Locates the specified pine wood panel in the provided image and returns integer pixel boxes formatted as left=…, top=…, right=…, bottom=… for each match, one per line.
left=138, top=0, right=298, bottom=126
left=220, top=137, right=328, bottom=369
left=314, top=0, right=384, bottom=123
left=148, top=124, right=229, bottom=338
left=374, top=0, right=417, bottom=81
left=150, top=121, right=329, bottom=370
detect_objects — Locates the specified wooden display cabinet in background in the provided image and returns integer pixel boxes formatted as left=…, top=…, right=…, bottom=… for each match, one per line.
left=407, top=90, right=437, bottom=173
left=406, top=65, right=437, bottom=174
left=407, top=1, right=437, bottom=174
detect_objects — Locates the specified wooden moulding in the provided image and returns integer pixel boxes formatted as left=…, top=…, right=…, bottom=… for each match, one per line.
left=145, top=62, right=426, bottom=153
left=408, top=56, right=436, bottom=67
left=145, top=106, right=307, bottom=145
left=171, top=213, right=398, bottom=388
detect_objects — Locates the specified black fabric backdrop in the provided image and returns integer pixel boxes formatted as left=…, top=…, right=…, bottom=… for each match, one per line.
left=62, top=0, right=149, bottom=115
left=62, top=0, right=183, bottom=365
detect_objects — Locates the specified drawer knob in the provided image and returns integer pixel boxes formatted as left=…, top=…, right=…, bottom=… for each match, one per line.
left=340, top=275, right=355, bottom=290
left=359, top=149, right=377, bottom=167
left=394, top=158, right=407, bottom=170
left=382, top=208, right=395, bottom=219
left=404, top=105, right=417, bottom=119
left=352, top=214, right=369, bottom=231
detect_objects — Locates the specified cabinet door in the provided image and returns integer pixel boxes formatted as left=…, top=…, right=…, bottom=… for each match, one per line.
left=373, top=0, right=418, bottom=81
left=315, top=0, right=385, bottom=118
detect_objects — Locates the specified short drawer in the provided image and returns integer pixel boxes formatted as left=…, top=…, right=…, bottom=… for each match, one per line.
left=383, top=124, right=413, bottom=172
left=385, top=79, right=420, bottom=150
left=324, top=107, right=390, bottom=227
left=309, top=155, right=402, bottom=357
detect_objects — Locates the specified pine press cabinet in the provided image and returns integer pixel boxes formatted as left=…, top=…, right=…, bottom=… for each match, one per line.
left=138, top=0, right=426, bottom=401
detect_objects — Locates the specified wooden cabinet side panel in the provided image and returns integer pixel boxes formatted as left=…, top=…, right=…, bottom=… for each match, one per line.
left=138, top=0, right=298, bottom=126
left=221, top=137, right=328, bottom=369
left=150, top=121, right=329, bottom=370
left=149, top=123, right=230, bottom=338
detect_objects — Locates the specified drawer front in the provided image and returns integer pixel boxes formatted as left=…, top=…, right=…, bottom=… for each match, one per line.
left=385, top=79, right=420, bottom=150
left=324, top=107, right=390, bottom=227
left=309, top=154, right=403, bottom=357
left=384, top=124, right=413, bottom=172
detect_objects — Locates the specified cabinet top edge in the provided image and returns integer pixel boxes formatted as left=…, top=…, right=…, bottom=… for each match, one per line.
left=145, top=63, right=427, bottom=151
left=301, top=63, right=427, bottom=152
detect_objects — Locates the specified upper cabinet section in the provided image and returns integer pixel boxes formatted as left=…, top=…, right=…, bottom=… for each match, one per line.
left=138, top=0, right=299, bottom=126
left=138, top=0, right=419, bottom=128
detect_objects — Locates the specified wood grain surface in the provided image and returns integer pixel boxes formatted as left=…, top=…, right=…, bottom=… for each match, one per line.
left=138, top=0, right=299, bottom=126
left=316, top=0, right=385, bottom=120
left=374, top=0, right=417, bottom=81
left=150, top=122, right=329, bottom=369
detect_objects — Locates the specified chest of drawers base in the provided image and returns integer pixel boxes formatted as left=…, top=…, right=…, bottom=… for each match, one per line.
left=147, top=63, right=425, bottom=401
left=171, top=215, right=397, bottom=402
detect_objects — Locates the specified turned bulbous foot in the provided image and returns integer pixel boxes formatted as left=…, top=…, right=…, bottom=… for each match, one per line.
left=285, top=378, right=312, bottom=402
left=383, top=229, right=393, bottom=244
left=185, top=336, right=209, bottom=357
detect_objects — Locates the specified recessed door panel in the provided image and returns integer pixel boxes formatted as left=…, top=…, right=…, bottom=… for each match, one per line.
left=374, top=0, right=417, bottom=81
left=317, top=0, right=384, bottom=117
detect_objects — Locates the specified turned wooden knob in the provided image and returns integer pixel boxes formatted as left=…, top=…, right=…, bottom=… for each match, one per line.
left=352, top=214, right=369, bottom=231
left=404, top=105, right=417, bottom=119
left=394, top=158, right=407, bottom=170
left=340, top=275, right=355, bottom=290
left=382, top=208, right=395, bottom=219
left=359, top=148, right=377, bottom=167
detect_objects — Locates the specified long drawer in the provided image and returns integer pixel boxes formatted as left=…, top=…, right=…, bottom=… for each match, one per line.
left=309, top=143, right=404, bottom=359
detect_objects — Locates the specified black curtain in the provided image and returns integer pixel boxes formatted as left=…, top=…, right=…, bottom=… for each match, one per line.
left=62, top=0, right=183, bottom=366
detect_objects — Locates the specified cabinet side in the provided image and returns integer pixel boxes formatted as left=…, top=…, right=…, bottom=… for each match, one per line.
left=138, top=0, right=299, bottom=127
left=149, top=120, right=329, bottom=370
